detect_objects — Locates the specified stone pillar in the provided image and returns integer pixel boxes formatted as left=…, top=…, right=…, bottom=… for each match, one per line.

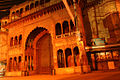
left=68, top=20, right=71, bottom=35
left=17, top=57, right=19, bottom=71
left=63, top=50, right=66, bottom=68
left=33, top=47, right=36, bottom=71
left=71, top=47, right=75, bottom=67
left=12, top=57, right=14, bottom=71
left=7, top=58, right=10, bottom=72
left=27, top=56, right=29, bottom=71
left=79, top=41, right=90, bottom=73
left=30, top=56, right=32, bottom=71
left=91, top=54, right=96, bottom=70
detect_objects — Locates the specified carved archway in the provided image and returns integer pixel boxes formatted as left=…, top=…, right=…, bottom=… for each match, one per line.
left=25, top=27, right=53, bottom=74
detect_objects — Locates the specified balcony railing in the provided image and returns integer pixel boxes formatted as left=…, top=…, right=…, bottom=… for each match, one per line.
left=55, top=31, right=82, bottom=39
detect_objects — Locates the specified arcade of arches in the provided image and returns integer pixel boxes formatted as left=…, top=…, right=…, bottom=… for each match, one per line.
left=7, top=26, right=90, bottom=75
left=57, top=47, right=80, bottom=68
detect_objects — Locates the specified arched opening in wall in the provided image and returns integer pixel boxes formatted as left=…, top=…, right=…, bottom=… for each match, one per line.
left=14, top=36, right=18, bottom=45
left=13, top=57, right=17, bottom=71
left=63, top=21, right=69, bottom=34
left=18, top=56, right=21, bottom=71
left=25, top=27, right=53, bottom=75
left=35, top=1, right=39, bottom=7
left=60, top=2, right=65, bottom=9
left=16, top=10, right=19, bottom=14
left=65, top=48, right=72, bottom=67
left=19, top=35, right=22, bottom=44
left=70, top=20, right=75, bottom=32
left=55, top=23, right=61, bottom=35
left=25, top=5, right=29, bottom=11
left=10, top=37, right=13, bottom=46
left=12, top=12, right=15, bottom=15
left=20, top=8, right=23, bottom=14
left=73, top=46, right=80, bottom=66
left=57, top=49, right=64, bottom=68
left=9, top=58, right=12, bottom=72
left=30, top=3, right=34, bottom=10
left=40, top=0, right=44, bottom=5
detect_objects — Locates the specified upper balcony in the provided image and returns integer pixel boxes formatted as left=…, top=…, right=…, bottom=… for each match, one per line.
left=10, top=0, right=62, bottom=22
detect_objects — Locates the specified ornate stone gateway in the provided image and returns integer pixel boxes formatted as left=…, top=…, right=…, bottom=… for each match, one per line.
left=25, top=27, right=53, bottom=75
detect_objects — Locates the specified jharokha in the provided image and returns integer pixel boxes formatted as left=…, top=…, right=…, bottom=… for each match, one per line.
left=0, top=0, right=120, bottom=76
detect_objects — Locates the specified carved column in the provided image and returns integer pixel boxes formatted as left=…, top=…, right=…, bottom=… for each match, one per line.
left=12, top=57, right=14, bottom=71
left=63, top=49, right=66, bottom=68
left=7, top=58, right=10, bottom=72
left=17, top=57, right=19, bottom=71
left=30, top=56, right=32, bottom=71
left=71, top=47, right=75, bottom=67
left=68, top=20, right=71, bottom=35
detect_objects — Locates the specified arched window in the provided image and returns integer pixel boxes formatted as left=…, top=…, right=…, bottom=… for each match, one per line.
left=10, top=37, right=13, bottom=46
left=73, top=46, right=80, bottom=66
left=25, top=5, right=29, bottom=11
left=30, top=3, right=34, bottom=10
left=45, top=0, right=50, bottom=3
left=14, top=36, right=18, bottom=45
left=63, top=21, right=69, bottom=34
left=25, top=56, right=27, bottom=61
left=19, top=56, right=21, bottom=62
left=20, top=8, right=23, bottom=14
left=61, top=2, right=65, bottom=9
left=19, top=35, right=22, bottom=44
left=9, top=58, right=12, bottom=71
left=35, top=1, right=39, bottom=7
left=55, top=23, right=61, bottom=35
left=65, top=48, right=72, bottom=67
left=67, top=0, right=71, bottom=5
left=5, top=21, right=7, bottom=24
left=13, top=57, right=17, bottom=71
left=18, top=56, right=21, bottom=71
left=57, top=49, right=64, bottom=68
left=12, top=12, right=15, bottom=15
left=40, top=0, right=44, bottom=5
left=70, top=20, right=75, bottom=32
left=16, top=10, right=19, bottom=14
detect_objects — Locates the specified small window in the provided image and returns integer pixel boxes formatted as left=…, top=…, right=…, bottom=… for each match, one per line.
left=63, top=21, right=69, bottom=34
left=55, top=23, right=61, bottom=35
left=14, top=36, right=18, bottom=45
left=20, top=8, right=23, bottom=14
left=5, top=21, right=7, bottom=24
left=30, top=3, right=34, bottom=9
left=10, top=37, right=13, bottom=46
left=35, top=1, right=39, bottom=7
left=19, top=35, right=22, bottom=44
left=16, top=10, right=19, bottom=13
left=12, top=12, right=15, bottom=15
left=25, top=5, right=29, bottom=11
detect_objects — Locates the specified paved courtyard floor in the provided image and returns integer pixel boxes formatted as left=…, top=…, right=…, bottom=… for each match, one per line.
left=0, top=70, right=120, bottom=80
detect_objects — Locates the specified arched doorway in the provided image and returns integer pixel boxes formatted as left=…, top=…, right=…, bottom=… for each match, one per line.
left=25, top=27, right=53, bottom=75
left=65, top=48, right=72, bottom=67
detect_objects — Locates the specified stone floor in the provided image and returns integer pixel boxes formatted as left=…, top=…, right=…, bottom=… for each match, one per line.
left=0, top=70, right=120, bottom=80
